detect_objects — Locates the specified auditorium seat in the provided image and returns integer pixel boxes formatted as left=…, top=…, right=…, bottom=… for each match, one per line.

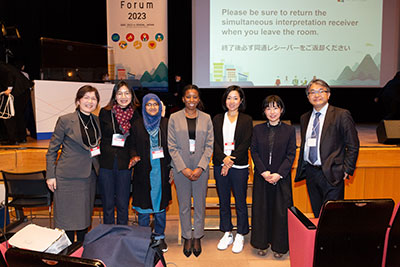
left=5, top=247, right=106, bottom=267
left=288, top=199, right=394, bottom=267
left=382, top=201, right=400, bottom=267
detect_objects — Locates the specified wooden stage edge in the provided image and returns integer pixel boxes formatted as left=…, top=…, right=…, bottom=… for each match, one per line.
left=1, top=123, right=400, bottom=215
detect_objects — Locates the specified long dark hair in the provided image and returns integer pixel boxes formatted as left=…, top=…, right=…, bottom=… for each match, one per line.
left=221, top=85, right=246, bottom=111
left=104, top=80, right=140, bottom=110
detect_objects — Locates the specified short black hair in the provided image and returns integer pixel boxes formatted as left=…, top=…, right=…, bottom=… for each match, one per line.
left=182, top=84, right=204, bottom=111
left=305, top=79, right=331, bottom=95
left=262, top=95, right=285, bottom=118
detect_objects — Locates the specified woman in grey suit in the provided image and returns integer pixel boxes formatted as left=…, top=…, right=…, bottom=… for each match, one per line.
left=46, top=85, right=101, bottom=243
left=168, top=84, right=214, bottom=257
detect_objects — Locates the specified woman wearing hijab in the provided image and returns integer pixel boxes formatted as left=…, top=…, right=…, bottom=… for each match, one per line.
left=129, top=93, right=171, bottom=252
left=98, top=80, right=140, bottom=225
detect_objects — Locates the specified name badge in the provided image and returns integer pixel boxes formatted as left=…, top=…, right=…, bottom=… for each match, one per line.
left=224, top=142, right=235, bottom=154
left=90, top=146, right=101, bottom=157
left=189, top=139, right=195, bottom=153
left=112, top=133, right=125, bottom=147
left=151, top=147, right=164, bottom=159
left=307, top=138, right=317, bottom=147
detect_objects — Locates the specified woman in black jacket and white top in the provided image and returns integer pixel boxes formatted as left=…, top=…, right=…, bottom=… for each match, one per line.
left=98, top=80, right=140, bottom=225
left=212, top=85, right=253, bottom=253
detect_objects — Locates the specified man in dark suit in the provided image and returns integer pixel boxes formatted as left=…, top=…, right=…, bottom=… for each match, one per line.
left=0, top=61, right=33, bottom=145
left=295, top=79, right=360, bottom=217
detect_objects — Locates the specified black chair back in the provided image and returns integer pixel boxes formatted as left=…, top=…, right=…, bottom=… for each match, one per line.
left=1, top=170, right=52, bottom=232
left=2, top=171, right=50, bottom=201
left=313, top=199, right=394, bottom=267
left=5, top=247, right=105, bottom=267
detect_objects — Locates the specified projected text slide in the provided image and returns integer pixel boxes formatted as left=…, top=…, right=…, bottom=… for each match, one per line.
left=209, top=0, right=382, bottom=87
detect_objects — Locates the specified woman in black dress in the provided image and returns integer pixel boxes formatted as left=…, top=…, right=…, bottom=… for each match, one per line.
left=250, top=95, right=296, bottom=258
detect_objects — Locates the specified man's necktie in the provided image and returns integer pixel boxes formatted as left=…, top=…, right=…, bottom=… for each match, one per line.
left=308, top=112, right=321, bottom=164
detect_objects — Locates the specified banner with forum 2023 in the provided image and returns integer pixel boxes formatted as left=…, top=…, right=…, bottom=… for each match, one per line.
left=107, top=0, right=168, bottom=91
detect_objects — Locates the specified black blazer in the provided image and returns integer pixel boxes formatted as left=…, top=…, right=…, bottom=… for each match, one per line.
left=212, top=112, right=253, bottom=166
left=99, top=107, right=140, bottom=170
left=0, top=62, right=33, bottom=96
left=295, top=105, right=360, bottom=186
left=130, top=117, right=172, bottom=210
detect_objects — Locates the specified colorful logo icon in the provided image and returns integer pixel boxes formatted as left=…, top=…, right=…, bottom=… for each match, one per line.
left=155, top=33, right=164, bottom=42
left=133, top=41, right=142, bottom=49
left=119, top=41, right=128, bottom=49
left=111, top=33, right=120, bottom=42
left=141, top=33, right=149, bottom=42
left=126, top=33, right=134, bottom=42
left=148, top=41, right=156, bottom=49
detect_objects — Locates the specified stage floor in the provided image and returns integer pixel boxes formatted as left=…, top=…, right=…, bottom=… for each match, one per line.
left=0, top=123, right=396, bottom=149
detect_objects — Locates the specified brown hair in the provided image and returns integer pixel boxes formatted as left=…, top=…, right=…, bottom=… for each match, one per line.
left=75, top=85, right=100, bottom=109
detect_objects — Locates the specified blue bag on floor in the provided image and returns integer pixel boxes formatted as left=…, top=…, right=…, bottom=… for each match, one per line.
left=82, top=224, right=165, bottom=267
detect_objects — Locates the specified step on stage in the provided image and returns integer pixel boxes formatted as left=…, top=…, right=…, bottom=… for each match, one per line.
left=1, top=124, right=399, bottom=216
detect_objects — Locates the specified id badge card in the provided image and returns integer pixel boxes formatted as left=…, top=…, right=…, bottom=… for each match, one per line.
left=151, top=147, right=165, bottom=159
left=90, top=146, right=101, bottom=157
left=307, top=138, right=317, bottom=147
left=224, top=142, right=235, bottom=154
left=112, top=133, right=125, bottom=147
left=189, top=139, right=196, bottom=153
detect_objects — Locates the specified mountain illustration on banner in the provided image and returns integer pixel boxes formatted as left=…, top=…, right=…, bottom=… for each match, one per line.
left=140, top=62, right=168, bottom=89
left=332, top=54, right=380, bottom=85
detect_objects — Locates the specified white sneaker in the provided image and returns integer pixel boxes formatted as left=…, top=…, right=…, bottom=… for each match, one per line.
left=232, top=233, right=244, bottom=253
left=217, top=232, right=233, bottom=250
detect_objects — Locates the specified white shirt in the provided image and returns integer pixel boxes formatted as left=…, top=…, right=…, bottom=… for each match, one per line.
left=304, top=103, right=329, bottom=165
left=222, top=112, right=248, bottom=169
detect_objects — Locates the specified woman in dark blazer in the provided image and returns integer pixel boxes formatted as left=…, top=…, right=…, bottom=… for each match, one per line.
left=212, top=85, right=252, bottom=253
left=168, top=84, right=214, bottom=257
left=46, top=85, right=101, bottom=242
left=129, top=93, right=171, bottom=253
left=98, top=80, right=140, bottom=225
left=250, top=95, right=296, bottom=258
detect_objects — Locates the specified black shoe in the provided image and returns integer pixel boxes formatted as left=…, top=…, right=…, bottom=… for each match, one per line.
left=183, top=238, right=192, bottom=257
left=159, top=238, right=168, bottom=253
left=17, top=138, right=27, bottom=144
left=193, top=238, right=202, bottom=257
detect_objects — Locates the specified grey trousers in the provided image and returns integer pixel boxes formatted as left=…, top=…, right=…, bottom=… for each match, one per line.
left=174, top=168, right=209, bottom=239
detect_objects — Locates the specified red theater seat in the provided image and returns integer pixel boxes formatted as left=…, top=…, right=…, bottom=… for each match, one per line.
left=382, top=202, right=400, bottom=267
left=288, top=199, right=394, bottom=267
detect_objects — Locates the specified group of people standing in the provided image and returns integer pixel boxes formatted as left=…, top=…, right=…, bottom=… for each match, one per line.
left=45, top=78, right=359, bottom=259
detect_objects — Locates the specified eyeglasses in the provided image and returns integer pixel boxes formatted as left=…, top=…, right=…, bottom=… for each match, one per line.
left=308, top=89, right=328, bottom=95
left=116, top=91, right=131, bottom=97
left=145, top=103, right=159, bottom=107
